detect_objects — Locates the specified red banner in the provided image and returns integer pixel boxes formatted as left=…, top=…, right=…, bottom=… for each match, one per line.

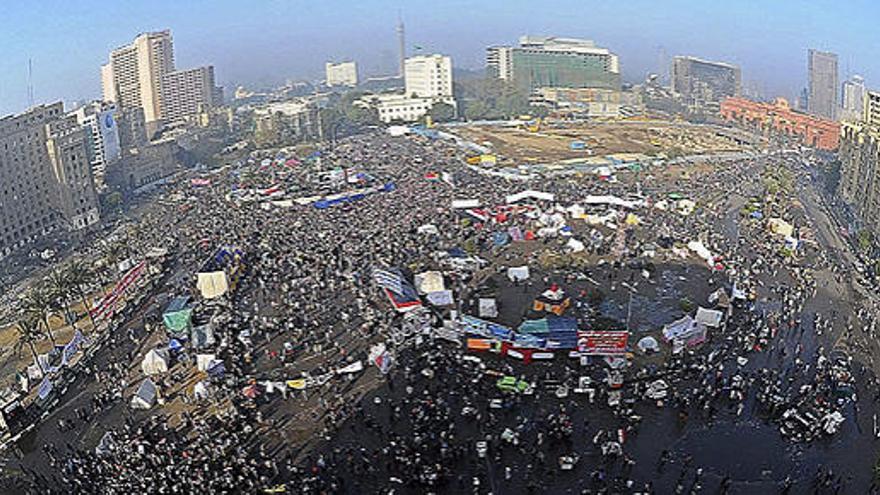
left=577, top=331, right=629, bottom=356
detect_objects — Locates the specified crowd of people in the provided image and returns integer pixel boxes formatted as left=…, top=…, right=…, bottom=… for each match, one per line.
left=9, top=129, right=880, bottom=493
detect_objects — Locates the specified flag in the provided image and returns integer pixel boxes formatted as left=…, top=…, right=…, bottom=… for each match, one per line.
left=372, top=267, right=421, bottom=312
left=370, top=344, right=393, bottom=374
left=372, top=268, right=404, bottom=295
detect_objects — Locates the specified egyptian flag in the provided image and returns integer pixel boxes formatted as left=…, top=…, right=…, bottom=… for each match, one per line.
left=372, top=268, right=422, bottom=312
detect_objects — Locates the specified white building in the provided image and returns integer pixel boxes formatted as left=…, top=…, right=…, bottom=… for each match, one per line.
left=70, top=102, right=121, bottom=187
left=842, top=75, right=866, bottom=122
left=404, top=54, right=453, bottom=98
left=325, top=61, right=358, bottom=87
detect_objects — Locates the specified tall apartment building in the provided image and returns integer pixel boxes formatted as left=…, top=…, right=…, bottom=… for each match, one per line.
left=808, top=49, right=839, bottom=120
left=160, top=66, right=223, bottom=123
left=101, top=30, right=175, bottom=133
left=70, top=102, right=121, bottom=186
left=405, top=54, right=453, bottom=98
left=841, top=75, right=866, bottom=122
left=486, top=36, right=620, bottom=91
left=670, top=56, right=741, bottom=109
left=325, top=61, right=358, bottom=87
left=0, top=103, right=99, bottom=257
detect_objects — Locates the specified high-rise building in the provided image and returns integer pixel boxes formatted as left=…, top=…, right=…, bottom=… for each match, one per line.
left=325, top=61, right=358, bottom=87
left=0, top=103, right=100, bottom=258
left=808, top=49, right=839, bottom=120
left=841, top=75, right=867, bottom=122
left=670, top=56, right=741, bottom=110
left=405, top=54, right=453, bottom=98
left=397, top=18, right=405, bottom=78
left=101, top=30, right=175, bottom=132
left=70, top=102, right=122, bottom=187
left=160, top=66, right=223, bottom=123
left=839, top=89, right=880, bottom=238
left=486, top=36, right=620, bottom=91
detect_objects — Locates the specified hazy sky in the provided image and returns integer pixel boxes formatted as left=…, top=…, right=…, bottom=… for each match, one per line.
left=0, top=0, right=877, bottom=116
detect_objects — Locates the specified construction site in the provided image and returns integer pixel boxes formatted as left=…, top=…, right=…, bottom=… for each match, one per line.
left=450, top=119, right=758, bottom=166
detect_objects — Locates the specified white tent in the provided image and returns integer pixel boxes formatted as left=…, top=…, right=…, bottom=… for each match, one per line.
left=141, top=349, right=170, bottom=376
left=426, top=290, right=454, bottom=306
left=130, top=378, right=158, bottom=409
left=507, top=266, right=530, bottom=282
left=637, top=336, right=660, bottom=353
left=478, top=298, right=498, bottom=318
left=566, top=238, right=585, bottom=253
left=197, top=271, right=229, bottom=299
left=695, top=307, right=724, bottom=327
left=196, top=354, right=217, bottom=372
left=414, top=271, right=445, bottom=294
left=505, top=190, right=555, bottom=204
left=417, top=224, right=439, bottom=235
left=193, top=381, right=211, bottom=401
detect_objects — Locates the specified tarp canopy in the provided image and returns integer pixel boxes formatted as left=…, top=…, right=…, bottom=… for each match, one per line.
left=566, top=238, right=585, bottom=253
left=767, top=218, right=794, bottom=237
left=451, top=199, right=481, bottom=209
left=197, top=271, right=229, bottom=299
left=687, top=240, right=715, bottom=266
left=479, top=298, right=498, bottom=318
left=141, top=349, right=169, bottom=375
left=426, top=290, right=454, bottom=306
left=131, top=378, right=158, bottom=409
left=507, top=266, right=530, bottom=282
left=163, top=296, right=193, bottom=334
left=414, top=271, right=445, bottom=294
left=196, top=354, right=217, bottom=372
left=662, top=315, right=696, bottom=341
left=505, top=190, right=555, bottom=204
left=695, top=307, right=724, bottom=327
left=193, top=381, right=211, bottom=400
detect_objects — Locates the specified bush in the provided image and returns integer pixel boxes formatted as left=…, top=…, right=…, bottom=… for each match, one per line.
left=679, top=297, right=694, bottom=313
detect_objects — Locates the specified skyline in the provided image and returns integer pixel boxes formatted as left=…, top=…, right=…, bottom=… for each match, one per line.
left=0, top=0, right=878, bottom=116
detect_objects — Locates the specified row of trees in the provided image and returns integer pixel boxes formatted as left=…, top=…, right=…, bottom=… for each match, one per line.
left=16, top=260, right=97, bottom=375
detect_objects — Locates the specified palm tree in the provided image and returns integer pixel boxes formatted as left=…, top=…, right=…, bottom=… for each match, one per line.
left=15, top=316, right=45, bottom=376
left=21, top=287, right=57, bottom=346
left=46, top=268, right=73, bottom=326
left=66, top=260, right=96, bottom=328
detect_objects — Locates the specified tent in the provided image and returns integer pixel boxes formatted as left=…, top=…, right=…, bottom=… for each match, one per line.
left=507, top=266, right=530, bottom=282
left=414, top=271, right=445, bottom=294
left=141, top=349, right=169, bottom=375
left=662, top=315, right=696, bottom=341
left=193, top=381, right=211, bottom=401
left=695, top=307, right=724, bottom=327
left=130, top=378, right=158, bottom=409
left=191, top=324, right=215, bottom=349
left=767, top=218, right=794, bottom=237
left=196, top=354, right=217, bottom=372
left=637, top=336, right=660, bottom=353
left=417, top=224, right=439, bottom=235
left=426, top=290, right=454, bottom=306
left=566, top=238, right=585, bottom=253
left=163, top=296, right=193, bottom=334
left=479, top=298, right=498, bottom=318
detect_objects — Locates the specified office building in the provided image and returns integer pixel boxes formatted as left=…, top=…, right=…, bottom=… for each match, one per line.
left=670, top=56, right=741, bottom=109
left=160, top=66, right=223, bottom=123
left=839, top=89, right=880, bottom=235
left=808, top=49, right=839, bottom=120
left=0, top=103, right=100, bottom=257
left=719, top=97, right=839, bottom=150
left=101, top=30, right=175, bottom=133
left=325, top=61, right=358, bottom=87
left=405, top=54, right=453, bottom=98
left=841, top=75, right=867, bottom=122
left=70, top=102, right=122, bottom=186
left=486, top=36, right=620, bottom=91
left=357, top=54, right=456, bottom=123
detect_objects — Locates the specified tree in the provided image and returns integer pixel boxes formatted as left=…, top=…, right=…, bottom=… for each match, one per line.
left=858, top=229, right=873, bottom=253
left=104, top=191, right=123, bottom=212
left=428, top=102, right=456, bottom=123
left=21, top=287, right=58, bottom=346
left=46, top=268, right=74, bottom=325
left=15, top=317, right=45, bottom=375
left=66, top=260, right=96, bottom=329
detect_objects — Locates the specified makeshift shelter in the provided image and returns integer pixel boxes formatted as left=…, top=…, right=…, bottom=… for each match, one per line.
left=479, top=298, right=498, bottom=318
left=196, top=354, right=217, bottom=372
left=426, top=290, right=454, bottom=306
left=507, top=266, right=530, bottom=282
left=193, top=381, right=211, bottom=401
left=637, top=336, right=660, bottom=353
left=662, top=315, right=696, bottom=341
left=191, top=324, right=215, bottom=349
left=130, top=378, right=158, bottom=409
left=163, top=296, right=193, bottom=334
left=566, top=238, right=585, bottom=253
left=695, top=307, right=724, bottom=328
left=414, top=271, right=445, bottom=294
left=532, top=284, right=571, bottom=316
left=141, top=349, right=170, bottom=376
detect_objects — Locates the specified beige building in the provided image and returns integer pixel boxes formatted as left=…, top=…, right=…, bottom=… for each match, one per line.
left=0, top=103, right=100, bottom=257
left=101, top=30, right=175, bottom=133
left=325, top=61, right=358, bottom=87
left=161, top=66, right=223, bottom=123
left=840, top=90, right=880, bottom=238
left=404, top=54, right=452, bottom=99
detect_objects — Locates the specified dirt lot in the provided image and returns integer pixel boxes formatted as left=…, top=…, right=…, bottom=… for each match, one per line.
left=452, top=121, right=747, bottom=164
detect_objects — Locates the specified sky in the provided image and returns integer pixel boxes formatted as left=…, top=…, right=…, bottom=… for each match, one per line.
left=0, top=0, right=878, bottom=116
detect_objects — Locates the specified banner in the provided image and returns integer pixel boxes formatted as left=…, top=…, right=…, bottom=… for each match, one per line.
left=37, top=376, right=53, bottom=400
left=90, top=260, right=147, bottom=320
left=61, top=330, right=84, bottom=366
left=577, top=331, right=629, bottom=356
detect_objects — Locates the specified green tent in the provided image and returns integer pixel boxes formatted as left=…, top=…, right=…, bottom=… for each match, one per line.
left=496, top=376, right=529, bottom=393
left=163, top=296, right=193, bottom=334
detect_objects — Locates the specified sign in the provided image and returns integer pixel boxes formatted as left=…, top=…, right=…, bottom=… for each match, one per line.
left=577, top=331, right=629, bottom=356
